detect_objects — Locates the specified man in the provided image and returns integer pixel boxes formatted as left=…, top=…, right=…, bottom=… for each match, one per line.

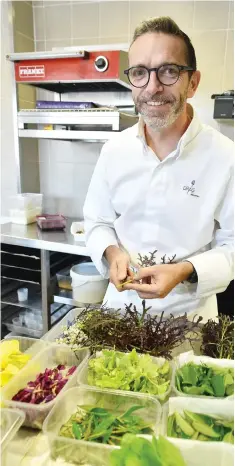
left=83, top=16, right=233, bottom=320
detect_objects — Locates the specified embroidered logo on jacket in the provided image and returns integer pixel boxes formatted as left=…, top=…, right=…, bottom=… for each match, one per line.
left=183, top=180, right=200, bottom=197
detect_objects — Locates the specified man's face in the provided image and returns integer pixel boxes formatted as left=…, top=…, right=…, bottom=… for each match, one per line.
left=129, top=32, right=195, bottom=130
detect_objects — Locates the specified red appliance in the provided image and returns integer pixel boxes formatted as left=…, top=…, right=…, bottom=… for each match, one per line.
left=9, top=49, right=131, bottom=93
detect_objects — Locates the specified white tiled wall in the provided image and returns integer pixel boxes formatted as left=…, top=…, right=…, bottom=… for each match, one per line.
left=32, top=0, right=234, bottom=217
left=1, top=2, right=19, bottom=218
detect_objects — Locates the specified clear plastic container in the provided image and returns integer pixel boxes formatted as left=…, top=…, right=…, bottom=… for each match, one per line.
left=142, top=434, right=234, bottom=466
left=0, top=408, right=25, bottom=452
left=77, top=352, right=174, bottom=403
left=2, top=344, right=90, bottom=429
left=10, top=207, right=42, bottom=225
left=36, top=215, right=66, bottom=231
left=160, top=397, right=234, bottom=466
left=17, top=287, right=28, bottom=302
left=3, top=336, right=47, bottom=358
left=4, top=310, right=44, bottom=338
left=0, top=337, right=46, bottom=391
left=9, top=194, right=43, bottom=225
left=169, top=437, right=234, bottom=466
left=10, top=193, right=43, bottom=210
left=43, top=386, right=162, bottom=465
left=161, top=396, right=234, bottom=437
left=56, top=268, right=72, bottom=290
left=173, top=352, right=234, bottom=400
left=42, top=307, right=84, bottom=342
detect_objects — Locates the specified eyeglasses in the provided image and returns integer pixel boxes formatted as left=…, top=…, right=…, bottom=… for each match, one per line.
left=124, top=63, right=195, bottom=87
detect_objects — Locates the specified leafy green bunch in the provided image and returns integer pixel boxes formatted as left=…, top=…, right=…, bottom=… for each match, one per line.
left=168, top=410, right=234, bottom=443
left=59, top=405, right=153, bottom=445
left=88, top=349, right=171, bottom=399
left=201, top=315, right=234, bottom=359
left=175, top=362, right=234, bottom=397
left=110, top=434, right=186, bottom=466
left=63, top=301, right=202, bottom=360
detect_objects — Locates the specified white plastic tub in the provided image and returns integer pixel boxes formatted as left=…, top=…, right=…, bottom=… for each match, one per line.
left=70, top=262, right=108, bottom=304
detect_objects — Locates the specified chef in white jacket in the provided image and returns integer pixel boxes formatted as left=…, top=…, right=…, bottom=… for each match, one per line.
left=83, top=16, right=234, bottom=321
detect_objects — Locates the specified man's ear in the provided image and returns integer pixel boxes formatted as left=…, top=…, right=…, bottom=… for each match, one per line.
left=187, top=70, right=201, bottom=98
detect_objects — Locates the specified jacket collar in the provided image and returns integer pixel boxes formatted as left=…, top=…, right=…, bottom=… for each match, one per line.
left=136, top=103, right=203, bottom=158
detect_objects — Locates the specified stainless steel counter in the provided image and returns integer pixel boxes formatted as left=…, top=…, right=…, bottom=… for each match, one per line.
left=1, top=219, right=89, bottom=334
left=1, top=219, right=88, bottom=256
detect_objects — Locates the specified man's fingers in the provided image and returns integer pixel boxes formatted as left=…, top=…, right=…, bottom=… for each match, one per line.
left=135, top=266, right=159, bottom=280
left=117, top=259, right=129, bottom=282
left=138, top=292, right=156, bottom=299
left=110, top=259, right=130, bottom=291
left=109, top=262, right=119, bottom=287
left=123, top=282, right=157, bottom=294
left=124, top=281, right=166, bottom=298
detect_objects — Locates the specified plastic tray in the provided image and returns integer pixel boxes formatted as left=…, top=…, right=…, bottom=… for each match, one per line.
left=2, top=344, right=90, bottom=429
left=43, top=386, right=162, bottom=465
left=4, top=321, right=43, bottom=338
left=161, top=396, right=234, bottom=437
left=42, top=307, right=85, bottom=342
left=0, top=337, right=47, bottom=389
left=36, top=215, right=66, bottom=231
left=77, top=351, right=174, bottom=403
left=169, top=437, right=234, bottom=466
left=141, top=434, right=234, bottom=466
left=3, top=336, right=47, bottom=357
left=0, top=408, right=25, bottom=452
left=3, top=309, right=44, bottom=338
left=173, top=351, right=234, bottom=400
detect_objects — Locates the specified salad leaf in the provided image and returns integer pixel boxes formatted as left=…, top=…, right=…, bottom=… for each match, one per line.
left=72, top=422, right=82, bottom=440
left=88, top=349, right=171, bottom=399
left=175, top=362, right=234, bottom=397
left=210, top=374, right=225, bottom=397
left=110, top=434, right=186, bottom=466
left=11, top=365, right=76, bottom=404
left=167, top=410, right=234, bottom=443
left=59, top=404, right=153, bottom=445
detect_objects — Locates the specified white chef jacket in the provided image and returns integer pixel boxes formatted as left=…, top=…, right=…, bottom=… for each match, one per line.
left=83, top=105, right=234, bottom=321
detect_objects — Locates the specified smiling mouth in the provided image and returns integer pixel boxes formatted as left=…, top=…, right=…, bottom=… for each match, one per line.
left=146, top=101, right=169, bottom=106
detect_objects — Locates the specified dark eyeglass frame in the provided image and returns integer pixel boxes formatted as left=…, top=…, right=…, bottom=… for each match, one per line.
left=124, top=63, right=195, bottom=87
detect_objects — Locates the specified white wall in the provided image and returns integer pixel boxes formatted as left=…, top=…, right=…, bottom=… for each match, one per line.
left=1, top=1, right=19, bottom=218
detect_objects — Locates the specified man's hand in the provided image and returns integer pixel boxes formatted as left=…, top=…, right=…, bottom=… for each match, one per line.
left=104, top=245, right=133, bottom=291
left=123, top=262, right=194, bottom=299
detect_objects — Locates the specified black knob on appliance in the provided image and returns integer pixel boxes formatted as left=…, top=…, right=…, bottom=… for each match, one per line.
left=94, top=55, right=109, bottom=72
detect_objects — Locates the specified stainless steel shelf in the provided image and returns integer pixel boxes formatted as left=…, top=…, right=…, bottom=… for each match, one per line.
left=54, top=288, right=76, bottom=306
left=1, top=288, right=42, bottom=311
left=18, top=129, right=120, bottom=141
